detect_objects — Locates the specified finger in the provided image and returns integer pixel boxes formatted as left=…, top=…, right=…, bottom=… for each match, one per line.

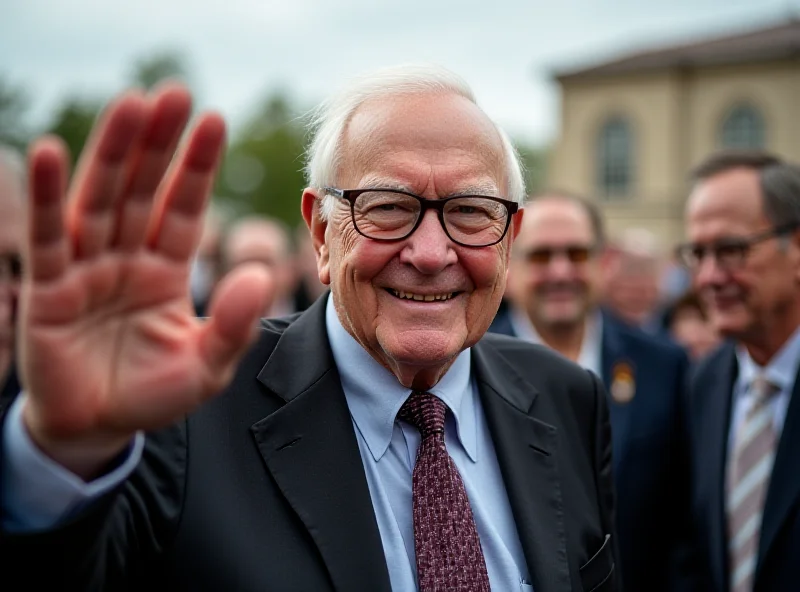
left=27, top=137, right=70, bottom=283
left=146, top=112, right=225, bottom=262
left=67, top=91, right=148, bottom=259
left=112, top=84, right=193, bottom=251
left=199, top=264, right=273, bottom=388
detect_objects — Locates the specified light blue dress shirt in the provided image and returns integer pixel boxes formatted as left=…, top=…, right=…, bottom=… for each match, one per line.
left=2, top=297, right=532, bottom=590
left=325, top=297, right=532, bottom=591
left=728, top=325, right=800, bottom=452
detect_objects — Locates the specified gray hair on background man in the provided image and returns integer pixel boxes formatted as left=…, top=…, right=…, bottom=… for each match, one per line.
left=304, top=64, right=527, bottom=220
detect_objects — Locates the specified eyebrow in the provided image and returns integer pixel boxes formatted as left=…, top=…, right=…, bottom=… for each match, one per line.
left=356, top=177, right=501, bottom=197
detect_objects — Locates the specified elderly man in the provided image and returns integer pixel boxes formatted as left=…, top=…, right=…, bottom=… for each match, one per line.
left=679, top=151, right=800, bottom=592
left=223, top=215, right=298, bottom=317
left=490, top=191, right=694, bottom=592
left=0, top=67, right=616, bottom=592
left=0, top=145, right=24, bottom=401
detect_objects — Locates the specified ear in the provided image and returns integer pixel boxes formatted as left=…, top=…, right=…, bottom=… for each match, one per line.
left=509, top=209, right=524, bottom=243
left=301, top=188, right=331, bottom=286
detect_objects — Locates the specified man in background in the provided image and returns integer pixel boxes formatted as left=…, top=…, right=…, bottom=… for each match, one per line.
left=680, top=151, right=800, bottom=592
left=222, top=215, right=297, bottom=317
left=0, top=145, right=24, bottom=401
left=490, top=191, right=694, bottom=591
left=602, top=227, right=665, bottom=334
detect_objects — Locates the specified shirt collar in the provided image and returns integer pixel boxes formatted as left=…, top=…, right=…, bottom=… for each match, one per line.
left=509, top=305, right=604, bottom=377
left=736, top=324, right=800, bottom=393
left=325, top=296, right=477, bottom=462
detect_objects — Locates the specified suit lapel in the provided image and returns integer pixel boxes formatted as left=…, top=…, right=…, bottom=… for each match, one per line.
left=472, top=340, right=571, bottom=592
left=757, top=363, right=800, bottom=577
left=251, top=298, right=391, bottom=592
left=699, top=344, right=737, bottom=592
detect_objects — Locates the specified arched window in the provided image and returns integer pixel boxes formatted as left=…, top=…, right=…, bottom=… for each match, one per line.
left=597, top=116, right=633, bottom=198
left=720, top=104, right=765, bottom=149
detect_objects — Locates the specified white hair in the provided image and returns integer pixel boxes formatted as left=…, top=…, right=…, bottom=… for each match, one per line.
left=0, top=143, right=26, bottom=201
left=304, top=64, right=526, bottom=220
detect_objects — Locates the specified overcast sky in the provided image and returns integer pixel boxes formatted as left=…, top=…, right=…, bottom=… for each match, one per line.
left=1, top=0, right=796, bottom=146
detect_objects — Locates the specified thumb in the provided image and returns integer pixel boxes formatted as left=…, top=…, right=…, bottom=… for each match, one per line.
left=199, top=264, right=273, bottom=381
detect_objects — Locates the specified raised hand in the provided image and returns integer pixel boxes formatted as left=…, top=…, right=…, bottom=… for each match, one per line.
left=19, top=84, right=272, bottom=478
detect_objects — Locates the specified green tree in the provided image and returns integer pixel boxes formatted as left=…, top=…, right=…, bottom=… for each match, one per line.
left=0, top=76, right=30, bottom=150
left=46, top=98, right=101, bottom=166
left=216, top=92, right=308, bottom=226
left=131, top=51, right=189, bottom=90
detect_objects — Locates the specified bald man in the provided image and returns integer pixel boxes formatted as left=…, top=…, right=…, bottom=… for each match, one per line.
left=223, top=215, right=298, bottom=317
left=602, top=228, right=665, bottom=332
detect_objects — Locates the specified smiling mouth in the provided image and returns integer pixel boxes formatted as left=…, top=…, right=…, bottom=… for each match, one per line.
left=387, top=288, right=460, bottom=302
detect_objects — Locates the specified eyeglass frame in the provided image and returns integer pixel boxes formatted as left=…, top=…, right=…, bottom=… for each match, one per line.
left=674, top=221, right=800, bottom=271
left=514, top=244, right=599, bottom=266
left=323, top=187, right=520, bottom=248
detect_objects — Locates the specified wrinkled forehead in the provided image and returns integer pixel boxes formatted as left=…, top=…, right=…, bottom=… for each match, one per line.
left=338, top=92, right=507, bottom=194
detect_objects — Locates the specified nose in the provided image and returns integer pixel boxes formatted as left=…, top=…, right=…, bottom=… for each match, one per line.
left=545, top=253, right=576, bottom=280
left=398, top=209, right=457, bottom=274
left=693, top=252, right=727, bottom=289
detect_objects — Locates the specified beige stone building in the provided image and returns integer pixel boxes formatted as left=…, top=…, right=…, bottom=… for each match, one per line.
left=548, top=18, right=800, bottom=248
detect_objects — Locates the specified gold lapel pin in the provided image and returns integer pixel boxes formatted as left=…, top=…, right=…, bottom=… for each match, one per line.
left=610, top=361, right=635, bottom=404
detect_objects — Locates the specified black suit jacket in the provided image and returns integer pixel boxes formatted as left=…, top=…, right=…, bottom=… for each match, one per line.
left=0, top=296, right=617, bottom=591
left=688, top=342, right=800, bottom=592
left=489, top=307, right=694, bottom=592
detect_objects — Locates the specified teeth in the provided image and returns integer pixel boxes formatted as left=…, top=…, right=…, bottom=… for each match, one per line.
left=390, top=289, right=456, bottom=302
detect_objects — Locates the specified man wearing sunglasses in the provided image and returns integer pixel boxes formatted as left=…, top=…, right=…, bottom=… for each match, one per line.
left=679, top=151, right=800, bottom=592
left=0, top=66, right=617, bottom=591
left=490, top=191, right=695, bottom=592
left=0, top=145, right=24, bottom=403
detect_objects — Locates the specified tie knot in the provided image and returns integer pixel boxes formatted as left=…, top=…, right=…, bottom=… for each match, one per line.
left=750, top=375, right=779, bottom=404
left=399, top=391, right=446, bottom=439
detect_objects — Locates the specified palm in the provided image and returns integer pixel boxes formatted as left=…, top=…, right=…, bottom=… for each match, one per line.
left=20, top=85, right=271, bottom=455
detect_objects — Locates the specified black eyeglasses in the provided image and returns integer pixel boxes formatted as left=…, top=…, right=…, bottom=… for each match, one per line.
left=675, top=222, right=800, bottom=271
left=0, top=252, right=21, bottom=282
left=517, top=245, right=596, bottom=266
left=324, top=187, right=519, bottom=248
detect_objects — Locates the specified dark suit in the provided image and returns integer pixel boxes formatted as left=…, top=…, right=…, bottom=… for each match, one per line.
left=0, top=296, right=618, bottom=592
left=490, top=307, right=694, bottom=592
left=688, top=342, right=800, bottom=592
left=0, top=365, right=18, bottom=403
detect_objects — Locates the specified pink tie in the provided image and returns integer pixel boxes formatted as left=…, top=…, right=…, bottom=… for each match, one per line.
left=399, top=391, right=491, bottom=592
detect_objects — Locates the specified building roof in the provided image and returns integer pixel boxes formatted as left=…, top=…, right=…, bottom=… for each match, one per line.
left=554, top=18, right=800, bottom=81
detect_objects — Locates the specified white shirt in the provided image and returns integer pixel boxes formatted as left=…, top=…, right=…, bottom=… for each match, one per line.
left=509, top=306, right=604, bottom=378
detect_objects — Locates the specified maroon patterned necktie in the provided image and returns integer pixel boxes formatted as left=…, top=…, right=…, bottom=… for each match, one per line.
left=398, top=391, right=491, bottom=592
